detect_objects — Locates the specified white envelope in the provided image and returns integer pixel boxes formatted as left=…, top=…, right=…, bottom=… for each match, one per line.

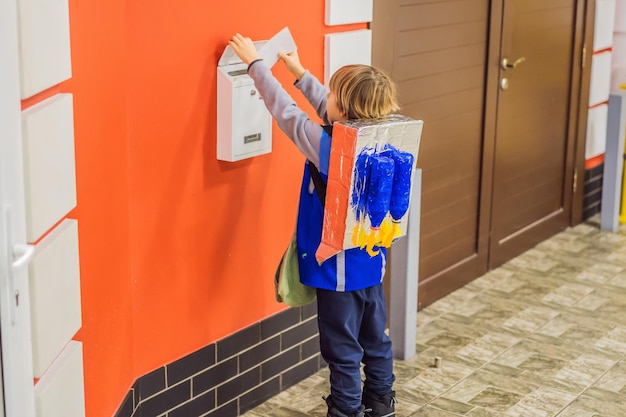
left=259, top=27, right=297, bottom=68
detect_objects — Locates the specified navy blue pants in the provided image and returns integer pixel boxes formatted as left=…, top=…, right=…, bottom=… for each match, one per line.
left=317, top=284, right=395, bottom=413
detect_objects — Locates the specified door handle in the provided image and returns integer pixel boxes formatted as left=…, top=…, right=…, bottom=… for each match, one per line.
left=4, top=205, right=35, bottom=325
left=501, top=57, right=526, bottom=70
left=13, top=243, right=35, bottom=269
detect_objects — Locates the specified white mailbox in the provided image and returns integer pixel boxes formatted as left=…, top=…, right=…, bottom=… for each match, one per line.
left=217, top=42, right=272, bottom=162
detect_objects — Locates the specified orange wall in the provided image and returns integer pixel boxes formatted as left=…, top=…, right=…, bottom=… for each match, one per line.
left=67, top=0, right=365, bottom=415
left=124, top=2, right=311, bottom=376
left=68, top=0, right=134, bottom=416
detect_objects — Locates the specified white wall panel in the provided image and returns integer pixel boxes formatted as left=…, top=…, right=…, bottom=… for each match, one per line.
left=613, top=33, right=626, bottom=90
left=589, top=52, right=613, bottom=106
left=615, top=0, right=626, bottom=32
left=21, top=94, right=76, bottom=242
left=17, top=0, right=71, bottom=98
left=325, top=0, right=373, bottom=25
left=324, top=30, right=372, bottom=85
left=34, top=341, right=85, bottom=417
left=614, top=33, right=626, bottom=67
left=586, top=104, right=609, bottom=159
left=29, top=219, right=80, bottom=378
left=594, top=0, right=617, bottom=50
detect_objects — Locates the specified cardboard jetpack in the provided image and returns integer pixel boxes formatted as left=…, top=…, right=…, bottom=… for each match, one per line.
left=316, top=114, right=423, bottom=264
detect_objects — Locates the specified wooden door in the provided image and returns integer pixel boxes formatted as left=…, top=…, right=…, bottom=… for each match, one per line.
left=373, top=0, right=492, bottom=307
left=488, top=0, right=578, bottom=267
left=372, top=0, right=585, bottom=308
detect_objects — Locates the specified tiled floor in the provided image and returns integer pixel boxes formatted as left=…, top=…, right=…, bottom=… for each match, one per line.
left=243, top=219, right=626, bottom=416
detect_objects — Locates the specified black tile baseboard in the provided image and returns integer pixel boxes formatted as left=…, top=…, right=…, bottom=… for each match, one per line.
left=583, top=163, right=603, bottom=220
left=114, top=304, right=323, bottom=417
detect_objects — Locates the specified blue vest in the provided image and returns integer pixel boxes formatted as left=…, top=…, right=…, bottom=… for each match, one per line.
left=296, top=128, right=387, bottom=292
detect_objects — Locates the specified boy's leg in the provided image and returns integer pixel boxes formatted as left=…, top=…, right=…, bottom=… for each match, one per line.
left=359, top=284, right=396, bottom=416
left=317, top=288, right=365, bottom=415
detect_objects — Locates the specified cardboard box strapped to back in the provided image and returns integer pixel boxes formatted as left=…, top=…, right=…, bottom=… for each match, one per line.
left=317, top=115, right=423, bottom=263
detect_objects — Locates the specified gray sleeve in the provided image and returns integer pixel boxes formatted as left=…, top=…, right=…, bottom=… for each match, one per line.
left=295, top=71, right=331, bottom=125
left=247, top=61, right=323, bottom=166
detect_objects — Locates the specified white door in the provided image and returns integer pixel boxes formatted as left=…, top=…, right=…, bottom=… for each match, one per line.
left=0, top=0, right=37, bottom=416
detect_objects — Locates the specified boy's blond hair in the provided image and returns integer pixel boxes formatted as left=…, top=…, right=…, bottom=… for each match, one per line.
left=329, top=64, right=400, bottom=120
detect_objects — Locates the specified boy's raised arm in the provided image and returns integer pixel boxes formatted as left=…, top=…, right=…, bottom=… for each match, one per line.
left=279, top=51, right=306, bottom=81
left=228, top=34, right=325, bottom=166
left=279, top=51, right=329, bottom=125
left=294, top=72, right=330, bottom=125
left=247, top=61, right=324, bottom=166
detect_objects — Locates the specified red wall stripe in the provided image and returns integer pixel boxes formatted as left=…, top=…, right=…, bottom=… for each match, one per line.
left=585, top=154, right=605, bottom=169
left=589, top=100, right=609, bottom=110
left=20, top=85, right=64, bottom=110
left=592, top=47, right=612, bottom=55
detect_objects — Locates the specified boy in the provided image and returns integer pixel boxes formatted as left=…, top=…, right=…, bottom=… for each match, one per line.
left=229, top=33, right=399, bottom=417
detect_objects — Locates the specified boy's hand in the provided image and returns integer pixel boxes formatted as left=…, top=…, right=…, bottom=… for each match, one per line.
left=279, top=51, right=306, bottom=81
left=229, top=33, right=259, bottom=65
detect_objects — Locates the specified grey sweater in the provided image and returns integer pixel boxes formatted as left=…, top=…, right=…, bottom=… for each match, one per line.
left=247, top=60, right=330, bottom=168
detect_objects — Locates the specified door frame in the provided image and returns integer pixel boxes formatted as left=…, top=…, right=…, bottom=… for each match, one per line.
left=0, top=350, right=4, bottom=417
left=572, top=0, right=597, bottom=224
left=0, top=0, right=37, bottom=415
left=479, top=0, right=504, bottom=271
